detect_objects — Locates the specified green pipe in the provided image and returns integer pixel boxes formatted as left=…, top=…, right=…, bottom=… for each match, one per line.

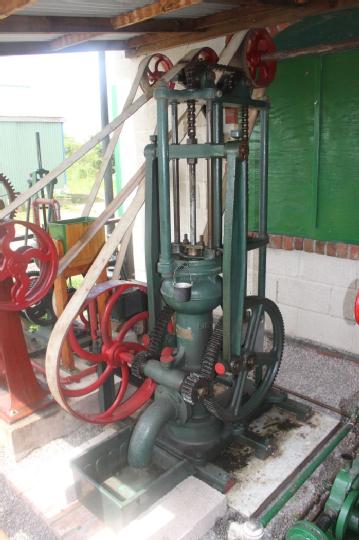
left=127, top=398, right=177, bottom=468
left=212, top=100, right=223, bottom=249
left=143, top=360, right=185, bottom=391
left=258, top=107, right=269, bottom=298
left=260, top=421, right=354, bottom=528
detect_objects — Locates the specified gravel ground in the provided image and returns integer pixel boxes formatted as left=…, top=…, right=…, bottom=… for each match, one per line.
left=0, top=339, right=358, bottom=540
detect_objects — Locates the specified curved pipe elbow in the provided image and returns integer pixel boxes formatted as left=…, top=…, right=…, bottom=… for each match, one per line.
left=127, top=398, right=177, bottom=468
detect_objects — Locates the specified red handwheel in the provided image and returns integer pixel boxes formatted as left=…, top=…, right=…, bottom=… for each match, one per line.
left=0, top=220, right=58, bottom=311
left=355, top=291, right=359, bottom=324
left=240, top=28, right=277, bottom=88
left=53, top=280, right=156, bottom=424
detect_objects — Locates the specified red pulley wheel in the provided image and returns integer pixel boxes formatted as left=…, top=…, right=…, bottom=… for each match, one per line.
left=240, top=28, right=277, bottom=88
left=0, top=220, right=58, bottom=311
left=53, top=281, right=155, bottom=424
left=140, top=53, right=175, bottom=93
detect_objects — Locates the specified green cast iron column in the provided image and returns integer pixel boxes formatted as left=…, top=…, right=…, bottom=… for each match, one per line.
left=155, top=84, right=172, bottom=276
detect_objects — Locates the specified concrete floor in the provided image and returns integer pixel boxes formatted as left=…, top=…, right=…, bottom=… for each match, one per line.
left=0, top=337, right=358, bottom=540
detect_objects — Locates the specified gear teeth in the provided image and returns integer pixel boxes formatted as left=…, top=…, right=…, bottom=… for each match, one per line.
left=131, top=304, right=174, bottom=378
left=131, top=351, right=150, bottom=380
left=180, top=372, right=200, bottom=405
left=0, top=173, right=17, bottom=218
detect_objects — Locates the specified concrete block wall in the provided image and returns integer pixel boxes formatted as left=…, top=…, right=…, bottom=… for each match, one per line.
left=248, top=249, right=359, bottom=356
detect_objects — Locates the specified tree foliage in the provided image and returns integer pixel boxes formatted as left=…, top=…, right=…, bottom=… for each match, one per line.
left=64, top=136, right=103, bottom=195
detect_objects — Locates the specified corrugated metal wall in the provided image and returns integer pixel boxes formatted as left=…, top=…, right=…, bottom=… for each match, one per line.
left=0, top=119, right=65, bottom=193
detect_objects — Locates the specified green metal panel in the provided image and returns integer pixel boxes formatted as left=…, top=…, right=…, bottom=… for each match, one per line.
left=0, top=119, right=65, bottom=193
left=248, top=51, right=359, bottom=244
left=248, top=10, right=359, bottom=245
left=316, top=51, right=359, bottom=244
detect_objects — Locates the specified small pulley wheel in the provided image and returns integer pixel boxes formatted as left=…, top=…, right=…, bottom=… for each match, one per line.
left=204, top=296, right=284, bottom=422
left=0, top=220, right=58, bottom=311
left=240, top=28, right=277, bottom=88
left=192, top=47, right=219, bottom=65
left=140, top=53, right=175, bottom=93
left=47, top=280, right=155, bottom=424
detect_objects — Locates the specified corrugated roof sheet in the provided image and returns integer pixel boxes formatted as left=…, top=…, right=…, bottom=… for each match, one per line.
left=19, top=0, right=150, bottom=18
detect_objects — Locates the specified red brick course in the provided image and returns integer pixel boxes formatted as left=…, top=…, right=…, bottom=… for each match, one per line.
left=257, top=233, right=359, bottom=260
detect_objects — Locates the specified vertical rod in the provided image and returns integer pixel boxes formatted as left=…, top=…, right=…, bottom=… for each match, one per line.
left=312, top=56, right=323, bottom=229
left=171, top=101, right=180, bottom=244
left=189, top=164, right=197, bottom=245
left=213, top=101, right=223, bottom=248
left=206, top=100, right=213, bottom=249
left=157, top=95, right=172, bottom=270
left=258, top=108, right=269, bottom=298
left=35, top=133, right=47, bottom=229
left=98, top=51, right=114, bottom=217
left=187, top=99, right=197, bottom=246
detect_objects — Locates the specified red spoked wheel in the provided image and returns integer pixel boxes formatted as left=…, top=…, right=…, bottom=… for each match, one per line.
left=53, top=280, right=156, bottom=424
left=0, top=220, right=58, bottom=311
left=140, top=53, right=175, bottom=93
left=355, top=291, right=359, bottom=325
left=240, top=28, right=277, bottom=88
left=192, top=47, right=219, bottom=65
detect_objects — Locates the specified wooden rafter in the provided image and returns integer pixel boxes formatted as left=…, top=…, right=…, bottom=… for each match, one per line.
left=0, top=14, right=198, bottom=33
left=49, top=33, right=104, bottom=51
left=0, top=0, right=36, bottom=19
left=111, top=0, right=202, bottom=30
left=125, top=0, right=359, bottom=55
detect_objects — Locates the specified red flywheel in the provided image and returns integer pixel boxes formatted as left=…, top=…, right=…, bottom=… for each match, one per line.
left=140, top=53, right=175, bottom=93
left=50, top=280, right=156, bottom=424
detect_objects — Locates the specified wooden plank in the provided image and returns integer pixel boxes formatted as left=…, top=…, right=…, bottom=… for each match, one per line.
left=0, top=0, right=36, bottom=20
left=0, top=92, right=149, bottom=220
left=125, top=0, right=359, bottom=55
left=112, top=223, right=134, bottom=279
left=49, top=32, right=104, bottom=51
left=0, top=14, right=198, bottom=33
left=111, top=0, right=202, bottom=29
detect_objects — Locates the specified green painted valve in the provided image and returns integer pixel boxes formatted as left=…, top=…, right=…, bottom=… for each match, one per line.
left=286, top=453, right=359, bottom=540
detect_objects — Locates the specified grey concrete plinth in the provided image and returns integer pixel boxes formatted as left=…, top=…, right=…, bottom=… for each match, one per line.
left=0, top=402, right=83, bottom=461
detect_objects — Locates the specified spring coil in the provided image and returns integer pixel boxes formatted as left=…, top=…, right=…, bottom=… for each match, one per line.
left=187, top=99, right=196, bottom=142
left=239, top=104, right=249, bottom=160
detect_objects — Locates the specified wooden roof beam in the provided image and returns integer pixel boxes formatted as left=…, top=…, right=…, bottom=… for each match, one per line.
left=0, top=14, right=199, bottom=33
left=111, top=0, right=203, bottom=30
left=0, top=0, right=36, bottom=20
left=49, top=33, right=104, bottom=51
left=124, top=0, right=359, bottom=56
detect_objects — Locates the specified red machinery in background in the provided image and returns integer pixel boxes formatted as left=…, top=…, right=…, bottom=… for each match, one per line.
left=355, top=290, right=359, bottom=325
left=0, top=220, right=58, bottom=422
